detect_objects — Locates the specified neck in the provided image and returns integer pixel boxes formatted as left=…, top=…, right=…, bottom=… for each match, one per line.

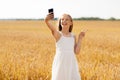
left=61, top=29, right=71, bottom=37
left=61, top=26, right=70, bottom=34
left=61, top=29, right=69, bottom=34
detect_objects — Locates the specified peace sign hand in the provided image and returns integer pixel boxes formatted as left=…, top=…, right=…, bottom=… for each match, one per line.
left=78, top=29, right=87, bottom=39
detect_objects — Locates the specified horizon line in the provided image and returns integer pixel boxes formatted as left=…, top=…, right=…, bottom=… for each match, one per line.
left=0, top=17, right=120, bottom=20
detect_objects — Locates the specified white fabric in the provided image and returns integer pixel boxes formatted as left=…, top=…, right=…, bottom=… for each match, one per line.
left=52, top=32, right=81, bottom=80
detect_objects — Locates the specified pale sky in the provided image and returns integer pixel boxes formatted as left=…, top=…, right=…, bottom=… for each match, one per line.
left=0, top=0, right=120, bottom=19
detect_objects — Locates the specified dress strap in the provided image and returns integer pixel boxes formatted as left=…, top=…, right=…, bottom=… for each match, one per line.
left=59, top=31, right=74, bottom=37
left=59, top=31, right=63, bottom=36
left=70, top=33, right=75, bottom=37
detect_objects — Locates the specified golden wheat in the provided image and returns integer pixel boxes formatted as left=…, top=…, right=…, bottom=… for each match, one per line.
left=0, top=20, right=120, bottom=80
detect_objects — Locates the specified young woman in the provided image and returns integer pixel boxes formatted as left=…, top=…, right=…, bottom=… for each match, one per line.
left=45, top=13, right=85, bottom=80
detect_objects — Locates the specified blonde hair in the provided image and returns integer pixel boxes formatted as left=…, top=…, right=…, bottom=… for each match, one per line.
left=58, top=14, right=73, bottom=32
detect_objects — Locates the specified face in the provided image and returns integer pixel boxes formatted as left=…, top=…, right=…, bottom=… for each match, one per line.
left=60, top=14, right=73, bottom=29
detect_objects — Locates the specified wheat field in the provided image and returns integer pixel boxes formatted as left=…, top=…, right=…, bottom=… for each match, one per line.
left=0, top=20, right=120, bottom=80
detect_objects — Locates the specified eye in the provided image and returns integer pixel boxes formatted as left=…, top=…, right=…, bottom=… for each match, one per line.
left=66, top=19, right=69, bottom=21
left=61, top=19, right=64, bottom=20
left=61, top=19, right=65, bottom=21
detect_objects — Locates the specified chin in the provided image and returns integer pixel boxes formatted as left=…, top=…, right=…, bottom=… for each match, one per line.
left=62, top=25, right=68, bottom=27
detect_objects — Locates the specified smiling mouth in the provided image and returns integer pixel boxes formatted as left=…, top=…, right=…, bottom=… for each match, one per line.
left=62, top=23, right=67, bottom=26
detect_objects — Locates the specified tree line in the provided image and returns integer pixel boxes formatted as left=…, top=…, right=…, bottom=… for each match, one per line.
left=73, top=17, right=120, bottom=21
left=0, top=17, right=120, bottom=21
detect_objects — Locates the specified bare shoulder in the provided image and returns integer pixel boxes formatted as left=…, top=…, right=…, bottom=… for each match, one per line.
left=71, top=33, right=76, bottom=38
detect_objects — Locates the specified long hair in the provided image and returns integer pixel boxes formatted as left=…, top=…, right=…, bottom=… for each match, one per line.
left=58, top=14, right=73, bottom=32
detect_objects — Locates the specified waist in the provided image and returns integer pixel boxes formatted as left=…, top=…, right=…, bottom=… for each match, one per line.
left=56, top=49, right=74, bottom=54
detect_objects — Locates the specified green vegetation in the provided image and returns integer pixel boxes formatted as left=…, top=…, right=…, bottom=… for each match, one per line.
left=0, top=17, right=120, bottom=21
left=73, top=17, right=120, bottom=21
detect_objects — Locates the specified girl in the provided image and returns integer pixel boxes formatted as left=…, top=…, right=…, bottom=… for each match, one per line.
left=45, top=13, right=85, bottom=80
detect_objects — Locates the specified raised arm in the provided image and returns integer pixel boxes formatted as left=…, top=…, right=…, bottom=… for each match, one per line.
left=45, top=13, right=56, bottom=33
left=74, top=32, right=85, bottom=54
left=44, top=13, right=60, bottom=41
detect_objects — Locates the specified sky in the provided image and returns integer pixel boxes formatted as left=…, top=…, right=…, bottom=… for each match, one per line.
left=0, top=0, right=120, bottom=19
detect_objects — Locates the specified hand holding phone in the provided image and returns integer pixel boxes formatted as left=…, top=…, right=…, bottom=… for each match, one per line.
left=48, top=8, right=54, bottom=19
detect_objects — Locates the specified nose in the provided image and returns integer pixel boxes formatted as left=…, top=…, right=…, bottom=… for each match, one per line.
left=62, top=19, right=66, bottom=22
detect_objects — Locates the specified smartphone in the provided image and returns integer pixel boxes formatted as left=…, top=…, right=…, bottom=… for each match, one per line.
left=48, top=8, right=54, bottom=14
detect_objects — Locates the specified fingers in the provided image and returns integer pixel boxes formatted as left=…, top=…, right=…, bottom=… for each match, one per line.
left=79, top=29, right=87, bottom=38
left=47, top=13, right=54, bottom=19
left=81, top=29, right=88, bottom=33
left=45, top=13, right=54, bottom=22
left=83, top=29, right=88, bottom=32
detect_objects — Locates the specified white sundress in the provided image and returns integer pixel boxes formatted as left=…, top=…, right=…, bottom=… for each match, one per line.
left=52, top=32, right=81, bottom=80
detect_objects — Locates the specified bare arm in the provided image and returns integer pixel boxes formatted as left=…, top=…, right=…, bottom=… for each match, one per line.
left=45, top=13, right=56, bottom=34
left=44, top=13, right=60, bottom=41
left=74, top=32, right=85, bottom=54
